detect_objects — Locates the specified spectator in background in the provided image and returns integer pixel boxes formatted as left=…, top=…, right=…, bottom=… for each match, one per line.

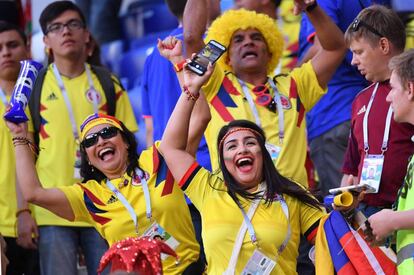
left=0, top=21, right=39, bottom=275
left=29, top=2, right=138, bottom=275
left=298, top=0, right=390, bottom=199
left=234, top=0, right=300, bottom=73
left=367, top=49, right=414, bottom=275
left=341, top=5, right=414, bottom=218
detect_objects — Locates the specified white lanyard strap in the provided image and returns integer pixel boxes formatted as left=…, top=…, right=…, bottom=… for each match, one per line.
left=237, top=78, right=285, bottom=143
left=226, top=189, right=290, bottom=274
left=268, top=77, right=285, bottom=143
left=238, top=79, right=262, bottom=127
left=362, top=82, right=393, bottom=154
left=0, top=88, right=8, bottom=106
left=52, top=63, right=98, bottom=140
left=85, top=65, right=99, bottom=113
left=105, top=168, right=151, bottom=235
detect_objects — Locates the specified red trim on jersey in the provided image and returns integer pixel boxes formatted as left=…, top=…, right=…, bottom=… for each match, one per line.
left=179, top=162, right=199, bottom=188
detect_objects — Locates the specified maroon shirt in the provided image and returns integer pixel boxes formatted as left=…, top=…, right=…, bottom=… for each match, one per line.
left=342, top=81, right=414, bottom=207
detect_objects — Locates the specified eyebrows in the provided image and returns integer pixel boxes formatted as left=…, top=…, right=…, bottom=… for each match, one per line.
left=224, top=135, right=258, bottom=146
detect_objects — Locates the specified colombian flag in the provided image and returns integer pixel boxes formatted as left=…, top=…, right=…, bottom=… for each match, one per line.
left=315, top=211, right=397, bottom=275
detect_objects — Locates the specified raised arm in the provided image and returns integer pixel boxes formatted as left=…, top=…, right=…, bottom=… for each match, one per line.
left=158, top=37, right=213, bottom=182
left=6, top=121, right=74, bottom=221
left=296, top=0, right=346, bottom=89
left=183, top=0, right=207, bottom=57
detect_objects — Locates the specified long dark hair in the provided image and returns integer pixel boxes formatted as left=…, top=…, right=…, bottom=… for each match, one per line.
left=217, top=120, right=320, bottom=209
left=80, top=122, right=139, bottom=183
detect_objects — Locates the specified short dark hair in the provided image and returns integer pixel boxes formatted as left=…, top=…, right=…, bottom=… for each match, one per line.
left=165, top=0, right=187, bottom=19
left=389, top=49, right=414, bottom=90
left=0, top=21, right=27, bottom=45
left=216, top=120, right=321, bottom=209
left=39, top=1, right=87, bottom=35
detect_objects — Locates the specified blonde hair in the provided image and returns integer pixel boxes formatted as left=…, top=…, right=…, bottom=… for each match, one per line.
left=205, top=9, right=284, bottom=74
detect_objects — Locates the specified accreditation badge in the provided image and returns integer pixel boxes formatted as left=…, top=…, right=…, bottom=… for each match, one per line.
left=359, top=154, right=384, bottom=193
left=74, top=144, right=82, bottom=179
left=265, top=142, right=281, bottom=163
left=242, top=249, right=276, bottom=275
left=143, top=222, right=179, bottom=260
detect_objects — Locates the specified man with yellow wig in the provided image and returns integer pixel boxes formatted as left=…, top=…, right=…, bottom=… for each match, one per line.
left=183, top=0, right=346, bottom=187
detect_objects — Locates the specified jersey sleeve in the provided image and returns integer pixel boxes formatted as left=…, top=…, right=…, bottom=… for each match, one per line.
left=290, top=61, right=326, bottom=111
left=58, top=184, right=92, bottom=223
left=300, top=202, right=325, bottom=242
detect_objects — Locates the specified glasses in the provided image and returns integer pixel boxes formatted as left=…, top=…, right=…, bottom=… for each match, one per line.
left=350, top=18, right=385, bottom=38
left=46, top=19, right=85, bottom=34
left=82, top=126, right=119, bottom=148
left=252, top=85, right=276, bottom=112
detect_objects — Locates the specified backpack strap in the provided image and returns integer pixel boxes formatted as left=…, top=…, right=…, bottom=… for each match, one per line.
left=90, top=65, right=117, bottom=116
left=29, top=67, right=48, bottom=147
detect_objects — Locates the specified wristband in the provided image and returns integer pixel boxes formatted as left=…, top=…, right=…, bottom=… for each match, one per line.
left=306, top=2, right=318, bottom=12
left=174, top=60, right=186, bottom=72
left=182, top=86, right=199, bottom=101
left=16, top=208, right=31, bottom=217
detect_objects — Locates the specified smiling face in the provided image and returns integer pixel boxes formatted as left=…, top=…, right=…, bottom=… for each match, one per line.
left=83, top=123, right=129, bottom=179
left=43, top=10, right=89, bottom=60
left=221, top=128, right=264, bottom=191
left=228, top=28, right=271, bottom=76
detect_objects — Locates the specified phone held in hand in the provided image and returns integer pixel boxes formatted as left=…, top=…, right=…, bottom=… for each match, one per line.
left=187, top=40, right=226, bottom=76
left=328, top=183, right=375, bottom=195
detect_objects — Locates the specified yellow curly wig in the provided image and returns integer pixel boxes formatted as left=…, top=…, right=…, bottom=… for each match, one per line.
left=205, top=9, right=284, bottom=74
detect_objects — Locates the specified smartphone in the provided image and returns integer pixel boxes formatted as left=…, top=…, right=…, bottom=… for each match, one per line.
left=328, top=183, right=375, bottom=195
left=187, top=40, right=226, bottom=76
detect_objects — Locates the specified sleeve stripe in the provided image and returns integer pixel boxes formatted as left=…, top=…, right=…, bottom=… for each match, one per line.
left=305, top=219, right=320, bottom=242
left=179, top=162, right=201, bottom=191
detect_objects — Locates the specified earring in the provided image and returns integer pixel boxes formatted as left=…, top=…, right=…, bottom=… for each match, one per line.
left=88, top=161, right=94, bottom=172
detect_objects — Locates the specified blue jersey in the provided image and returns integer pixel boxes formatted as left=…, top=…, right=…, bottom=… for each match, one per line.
left=141, top=27, right=211, bottom=170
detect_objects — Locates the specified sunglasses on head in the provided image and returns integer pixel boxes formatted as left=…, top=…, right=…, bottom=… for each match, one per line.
left=82, top=126, right=120, bottom=148
left=252, top=85, right=276, bottom=112
left=350, top=18, right=385, bottom=38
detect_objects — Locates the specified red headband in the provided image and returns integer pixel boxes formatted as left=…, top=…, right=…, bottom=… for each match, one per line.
left=219, top=127, right=263, bottom=150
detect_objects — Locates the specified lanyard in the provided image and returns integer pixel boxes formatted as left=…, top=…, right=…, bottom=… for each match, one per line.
left=52, top=63, right=98, bottom=141
left=226, top=185, right=290, bottom=274
left=105, top=168, right=151, bottom=235
left=0, top=88, right=8, bottom=106
left=238, top=78, right=285, bottom=144
left=362, top=82, right=393, bottom=154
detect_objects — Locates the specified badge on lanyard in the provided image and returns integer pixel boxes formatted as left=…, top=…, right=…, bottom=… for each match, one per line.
left=242, top=250, right=276, bottom=275
left=143, top=222, right=179, bottom=260
left=265, top=142, right=281, bottom=162
left=74, top=142, right=82, bottom=179
left=360, top=154, right=384, bottom=193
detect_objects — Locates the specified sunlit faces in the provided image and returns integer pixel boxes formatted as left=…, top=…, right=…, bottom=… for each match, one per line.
left=84, top=123, right=129, bottom=179
left=349, top=37, right=387, bottom=82
left=387, top=71, right=412, bottom=123
left=227, top=28, right=271, bottom=75
left=43, top=10, right=89, bottom=59
left=222, top=129, right=263, bottom=191
left=0, top=30, right=29, bottom=81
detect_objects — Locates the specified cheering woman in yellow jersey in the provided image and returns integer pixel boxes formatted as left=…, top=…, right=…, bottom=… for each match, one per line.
left=158, top=36, right=325, bottom=274
left=7, top=112, right=206, bottom=274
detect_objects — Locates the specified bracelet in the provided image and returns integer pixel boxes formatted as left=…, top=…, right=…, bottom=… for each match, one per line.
left=16, top=208, right=31, bottom=217
left=182, top=85, right=200, bottom=101
left=306, top=1, right=318, bottom=12
left=12, top=136, right=40, bottom=155
left=174, top=60, right=186, bottom=72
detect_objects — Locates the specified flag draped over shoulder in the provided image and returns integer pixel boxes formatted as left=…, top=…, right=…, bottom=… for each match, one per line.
left=315, top=211, right=397, bottom=275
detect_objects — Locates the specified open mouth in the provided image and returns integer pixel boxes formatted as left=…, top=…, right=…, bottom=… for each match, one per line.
left=98, top=147, right=115, bottom=161
left=242, top=51, right=258, bottom=59
left=236, top=157, right=254, bottom=172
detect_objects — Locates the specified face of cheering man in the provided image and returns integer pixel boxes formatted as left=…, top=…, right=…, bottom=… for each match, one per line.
left=221, top=129, right=264, bottom=191
left=0, top=29, right=29, bottom=83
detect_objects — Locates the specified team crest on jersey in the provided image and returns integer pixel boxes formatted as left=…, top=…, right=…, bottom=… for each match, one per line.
left=85, top=88, right=102, bottom=104
left=280, top=94, right=292, bottom=110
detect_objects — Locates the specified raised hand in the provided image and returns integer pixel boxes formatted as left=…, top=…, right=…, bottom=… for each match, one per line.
left=5, top=120, right=28, bottom=138
left=157, top=36, right=183, bottom=64
left=293, top=0, right=317, bottom=15
left=182, top=56, right=214, bottom=95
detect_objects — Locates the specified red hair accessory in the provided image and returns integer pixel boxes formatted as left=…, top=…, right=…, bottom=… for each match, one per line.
left=97, top=236, right=178, bottom=275
left=219, top=127, right=262, bottom=150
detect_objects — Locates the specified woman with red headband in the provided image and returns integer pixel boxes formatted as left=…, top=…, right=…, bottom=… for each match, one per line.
left=6, top=110, right=208, bottom=274
left=158, top=36, right=325, bottom=274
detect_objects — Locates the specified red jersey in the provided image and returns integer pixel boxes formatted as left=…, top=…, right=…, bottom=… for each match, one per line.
left=342, top=81, right=414, bottom=207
